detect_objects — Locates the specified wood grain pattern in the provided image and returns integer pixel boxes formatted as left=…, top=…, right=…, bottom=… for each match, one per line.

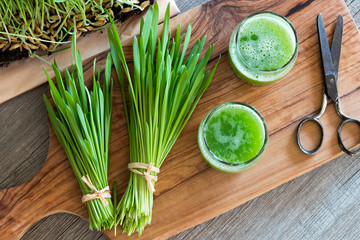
left=2, top=0, right=360, bottom=239
left=0, top=84, right=49, bottom=189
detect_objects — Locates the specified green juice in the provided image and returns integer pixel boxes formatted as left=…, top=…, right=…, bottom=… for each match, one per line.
left=198, top=102, right=268, bottom=173
left=229, top=12, right=298, bottom=85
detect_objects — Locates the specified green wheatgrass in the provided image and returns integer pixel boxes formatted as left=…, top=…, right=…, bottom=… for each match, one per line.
left=108, top=2, right=220, bottom=235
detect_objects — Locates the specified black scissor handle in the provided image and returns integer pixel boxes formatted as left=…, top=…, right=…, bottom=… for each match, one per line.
left=297, top=117, right=325, bottom=155
left=338, top=117, right=360, bottom=156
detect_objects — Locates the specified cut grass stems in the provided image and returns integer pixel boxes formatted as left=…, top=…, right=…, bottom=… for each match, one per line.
left=43, top=35, right=114, bottom=230
left=108, top=2, right=220, bottom=236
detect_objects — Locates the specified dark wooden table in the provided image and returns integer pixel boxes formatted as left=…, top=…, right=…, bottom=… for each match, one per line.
left=1, top=0, right=359, bottom=239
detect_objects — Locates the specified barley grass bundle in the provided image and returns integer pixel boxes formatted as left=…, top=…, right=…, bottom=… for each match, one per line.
left=108, top=2, right=220, bottom=235
left=43, top=36, right=114, bottom=230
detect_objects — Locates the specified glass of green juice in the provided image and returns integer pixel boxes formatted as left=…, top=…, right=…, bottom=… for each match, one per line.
left=198, top=102, right=268, bottom=173
left=229, top=11, right=298, bottom=85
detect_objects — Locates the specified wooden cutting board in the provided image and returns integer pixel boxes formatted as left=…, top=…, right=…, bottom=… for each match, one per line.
left=1, top=0, right=360, bottom=239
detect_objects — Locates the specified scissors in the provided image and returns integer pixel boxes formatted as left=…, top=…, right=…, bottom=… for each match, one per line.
left=296, top=14, right=360, bottom=156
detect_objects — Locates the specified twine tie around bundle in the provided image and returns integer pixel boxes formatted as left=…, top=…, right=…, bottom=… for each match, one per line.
left=81, top=175, right=111, bottom=206
left=128, top=162, right=160, bottom=192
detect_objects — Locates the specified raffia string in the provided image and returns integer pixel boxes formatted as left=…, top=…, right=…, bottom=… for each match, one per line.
left=128, top=162, right=160, bottom=192
left=81, top=175, right=111, bottom=206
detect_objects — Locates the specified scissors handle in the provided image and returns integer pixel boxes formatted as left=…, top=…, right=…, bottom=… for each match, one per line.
left=297, top=117, right=325, bottom=155
left=337, top=116, right=360, bottom=155
left=297, top=93, right=327, bottom=155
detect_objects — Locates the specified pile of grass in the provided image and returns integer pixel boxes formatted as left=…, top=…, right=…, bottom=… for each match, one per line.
left=0, top=0, right=151, bottom=54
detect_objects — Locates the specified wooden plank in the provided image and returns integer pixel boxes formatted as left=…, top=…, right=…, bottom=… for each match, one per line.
left=18, top=1, right=360, bottom=239
left=2, top=0, right=360, bottom=239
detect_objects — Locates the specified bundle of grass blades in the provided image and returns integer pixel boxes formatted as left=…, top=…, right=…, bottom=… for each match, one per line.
left=0, top=0, right=153, bottom=65
left=43, top=35, right=115, bottom=230
left=108, top=2, right=220, bottom=235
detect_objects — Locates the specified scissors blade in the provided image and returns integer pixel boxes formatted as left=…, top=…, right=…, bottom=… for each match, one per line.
left=317, top=14, right=335, bottom=75
left=317, top=14, right=338, bottom=101
left=330, top=15, right=343, bottom=78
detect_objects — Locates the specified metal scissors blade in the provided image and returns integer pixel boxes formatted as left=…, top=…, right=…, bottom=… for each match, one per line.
left=331, top=15, right=343, bottom=78
left=317, top=14, right=342, bottom=102
left=317, top=14, right=335, bottom=75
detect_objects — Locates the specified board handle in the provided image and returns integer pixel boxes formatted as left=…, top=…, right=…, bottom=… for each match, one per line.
left=0, top=133, right=88, bottom=239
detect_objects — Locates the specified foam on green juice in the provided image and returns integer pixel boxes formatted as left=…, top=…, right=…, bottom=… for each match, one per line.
left=204, top=104, right=265, bottom=164
left=229, top=12, right=297, bottom=84
left=238, top=15, right=295, bottom=70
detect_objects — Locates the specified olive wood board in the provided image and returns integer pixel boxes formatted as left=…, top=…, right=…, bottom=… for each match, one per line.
left=1, top=0, right=360, bottom=239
